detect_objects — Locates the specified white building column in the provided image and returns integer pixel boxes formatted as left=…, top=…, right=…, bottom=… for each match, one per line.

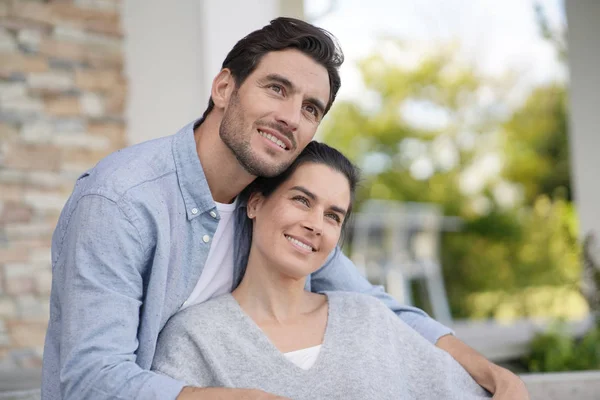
left=123, top=0, right=303, bottom=144
left=565, top=1, right=600, bottom=241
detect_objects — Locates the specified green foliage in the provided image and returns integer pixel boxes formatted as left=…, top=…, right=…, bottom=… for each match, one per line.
left=502, top=85, right=571, bottom=203
left=524, top=323, right=600, bottom=372
left=321, top=44, right=499, bottom=213
left=443, top=197, right=580, bottom=319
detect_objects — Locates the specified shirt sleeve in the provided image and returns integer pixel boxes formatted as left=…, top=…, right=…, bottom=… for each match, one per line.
left=309, top=246, right=454, bottom=344
left=50, top=194, right=186, bottom=400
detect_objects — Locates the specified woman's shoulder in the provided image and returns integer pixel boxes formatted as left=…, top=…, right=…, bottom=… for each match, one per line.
left=324, top=291, right=397, bottom=320
left=162, top=294, right=237, bottom=336
left=325, top=290, right=390, bottom=307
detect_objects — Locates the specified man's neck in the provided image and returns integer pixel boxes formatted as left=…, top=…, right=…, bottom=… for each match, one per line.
left=194, top=115, right=255, bottom=204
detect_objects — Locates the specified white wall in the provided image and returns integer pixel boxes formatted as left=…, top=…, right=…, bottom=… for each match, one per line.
left=123, top=0, right=302, bottom=144
left=565, top=1, right=600, bottom=241
left=123, top=0, right=205, bottom=144
left=200, top=0, right=280, bottom=105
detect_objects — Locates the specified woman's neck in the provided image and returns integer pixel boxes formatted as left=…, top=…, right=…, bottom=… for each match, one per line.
left=232, top=253, right=320, bottom=324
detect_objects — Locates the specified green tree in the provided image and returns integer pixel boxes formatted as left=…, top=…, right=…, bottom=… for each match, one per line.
left=501, top=3, right=570, bottom=204
left=321, top=43, right=499, bottom=212
left=501, top=84, right=570, bottom=204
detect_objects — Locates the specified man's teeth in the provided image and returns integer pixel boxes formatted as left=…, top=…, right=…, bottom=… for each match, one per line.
left=258, top=130, right=287, bottom=149
left=285, top=235, right=313, bottom=251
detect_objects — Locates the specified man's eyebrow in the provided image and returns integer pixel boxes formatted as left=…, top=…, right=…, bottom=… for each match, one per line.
left=265, top=73, right=295, bottom=91
left=290, top=186, right=347, bottom=216
left=264, top=74, right=327, bottom=117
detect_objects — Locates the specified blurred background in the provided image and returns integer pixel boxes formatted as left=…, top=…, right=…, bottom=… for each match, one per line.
left=0, top=0, right=599, bottom=397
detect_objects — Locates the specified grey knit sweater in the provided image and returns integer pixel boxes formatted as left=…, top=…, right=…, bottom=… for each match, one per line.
left=152, top=292, right=491, bottom=400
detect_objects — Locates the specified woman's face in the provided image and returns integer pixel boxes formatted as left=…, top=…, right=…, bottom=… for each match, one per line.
left=248, top=162, right=351, bottom=280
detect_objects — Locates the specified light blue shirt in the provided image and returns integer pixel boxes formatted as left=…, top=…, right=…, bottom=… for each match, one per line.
left=41, top=120, right=452, bottom=400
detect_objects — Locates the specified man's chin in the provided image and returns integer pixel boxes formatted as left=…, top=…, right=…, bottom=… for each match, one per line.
left=243, top=158, right=292, bottom=178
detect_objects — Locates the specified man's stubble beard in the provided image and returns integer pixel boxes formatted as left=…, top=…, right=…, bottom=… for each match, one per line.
left=219, top=90, right=295, bottom=178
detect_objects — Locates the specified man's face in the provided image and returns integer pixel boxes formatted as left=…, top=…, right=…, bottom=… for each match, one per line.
left=220, top=49, right=331, bottom=177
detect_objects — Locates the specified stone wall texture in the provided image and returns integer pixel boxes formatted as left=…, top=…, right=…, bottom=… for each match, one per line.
left=0, top=0, right=126, bottom=370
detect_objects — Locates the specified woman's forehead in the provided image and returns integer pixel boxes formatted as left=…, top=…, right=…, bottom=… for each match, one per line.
left=282, top=163, right=351, bottom=205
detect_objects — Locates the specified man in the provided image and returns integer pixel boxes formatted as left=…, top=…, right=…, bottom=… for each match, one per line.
left=42, top=17, right=528, bottom=400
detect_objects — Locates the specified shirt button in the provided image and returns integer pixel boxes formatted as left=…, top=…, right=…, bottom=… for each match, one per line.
left=202, top=234, right=211, bottom=243
left=191, top=208, right=198, bottom=215
left=209, top=210, right=217, bottom=218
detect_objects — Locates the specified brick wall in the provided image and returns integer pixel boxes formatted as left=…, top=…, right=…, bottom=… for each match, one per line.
left=0, top=0, right=126, bottom=370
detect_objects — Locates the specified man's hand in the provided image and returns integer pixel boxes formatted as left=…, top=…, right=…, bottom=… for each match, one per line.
left=436, top=334, right=529, bottom=399
left=177, top=386, right=291, bottom=400
left=489, top=367, right=529, bottom=400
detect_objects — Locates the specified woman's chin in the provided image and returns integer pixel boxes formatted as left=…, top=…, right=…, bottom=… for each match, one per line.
left=276, top=264, right=317, bottom=282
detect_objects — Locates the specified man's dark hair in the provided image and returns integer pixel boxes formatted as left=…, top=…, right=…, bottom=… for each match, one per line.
left=249, top=141, right=360, bottom=238
left=200, top=17, right=344, bottom=122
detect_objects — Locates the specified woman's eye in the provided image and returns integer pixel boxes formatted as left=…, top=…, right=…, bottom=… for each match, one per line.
left=326, top=213, right=341, bottom=223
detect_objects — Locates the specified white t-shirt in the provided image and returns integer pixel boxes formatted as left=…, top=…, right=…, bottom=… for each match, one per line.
left=180, top=199, right=237, bottom=311
left=283, top=345, right=322, bottom=370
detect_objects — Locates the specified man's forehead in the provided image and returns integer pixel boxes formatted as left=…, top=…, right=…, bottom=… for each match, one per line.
left=253, top=50, right=330, bottom=96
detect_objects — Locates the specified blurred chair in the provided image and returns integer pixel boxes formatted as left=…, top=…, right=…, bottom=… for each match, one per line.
left=348, top=200, right=461, bottom=326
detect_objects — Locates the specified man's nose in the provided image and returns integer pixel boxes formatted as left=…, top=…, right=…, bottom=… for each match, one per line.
left=275, top=97, right=301, bottom=131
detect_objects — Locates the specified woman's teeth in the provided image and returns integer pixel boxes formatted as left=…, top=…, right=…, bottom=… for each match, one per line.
left=285, top=235, right=313, bottom=251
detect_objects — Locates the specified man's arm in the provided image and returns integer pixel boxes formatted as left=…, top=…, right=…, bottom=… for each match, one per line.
left=48, top=194, right=185, bottom=399
left=436, top=335, right=529, bottom=399
left=310, top=247, right=529, bottom=399
left=177, top=387, right=290, bottom=400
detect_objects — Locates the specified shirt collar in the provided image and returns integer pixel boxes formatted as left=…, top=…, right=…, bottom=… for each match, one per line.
left=172, top=119, right=216, bottom=220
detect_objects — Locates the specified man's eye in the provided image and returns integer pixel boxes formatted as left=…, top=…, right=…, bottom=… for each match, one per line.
left=304, top=104, right=319, bottom=117
left=293, top=196, right=309, bottom=206
left=270, top=84, right=283, bottom=94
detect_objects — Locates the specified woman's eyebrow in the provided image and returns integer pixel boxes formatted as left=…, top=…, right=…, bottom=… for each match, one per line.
left=289, top=186, right=347, bottom=216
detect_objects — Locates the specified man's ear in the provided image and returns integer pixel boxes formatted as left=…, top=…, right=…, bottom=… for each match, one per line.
left=247, top=192, right=264, bottom=219
left=211, top=69, right=236, bottom=109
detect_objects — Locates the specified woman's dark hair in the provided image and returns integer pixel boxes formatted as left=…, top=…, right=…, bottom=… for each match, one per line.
left=248, top=141, right=360, bottom=239
left=200, top=17, right=344, bottom=122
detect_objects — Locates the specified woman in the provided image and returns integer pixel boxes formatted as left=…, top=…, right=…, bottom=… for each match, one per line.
left=152, top=142, right=490, bottom=400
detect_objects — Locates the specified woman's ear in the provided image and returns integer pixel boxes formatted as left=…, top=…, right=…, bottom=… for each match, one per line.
left=211, top=68, right=236, bottom=109
left=247, top=192, right=264, bottom=219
